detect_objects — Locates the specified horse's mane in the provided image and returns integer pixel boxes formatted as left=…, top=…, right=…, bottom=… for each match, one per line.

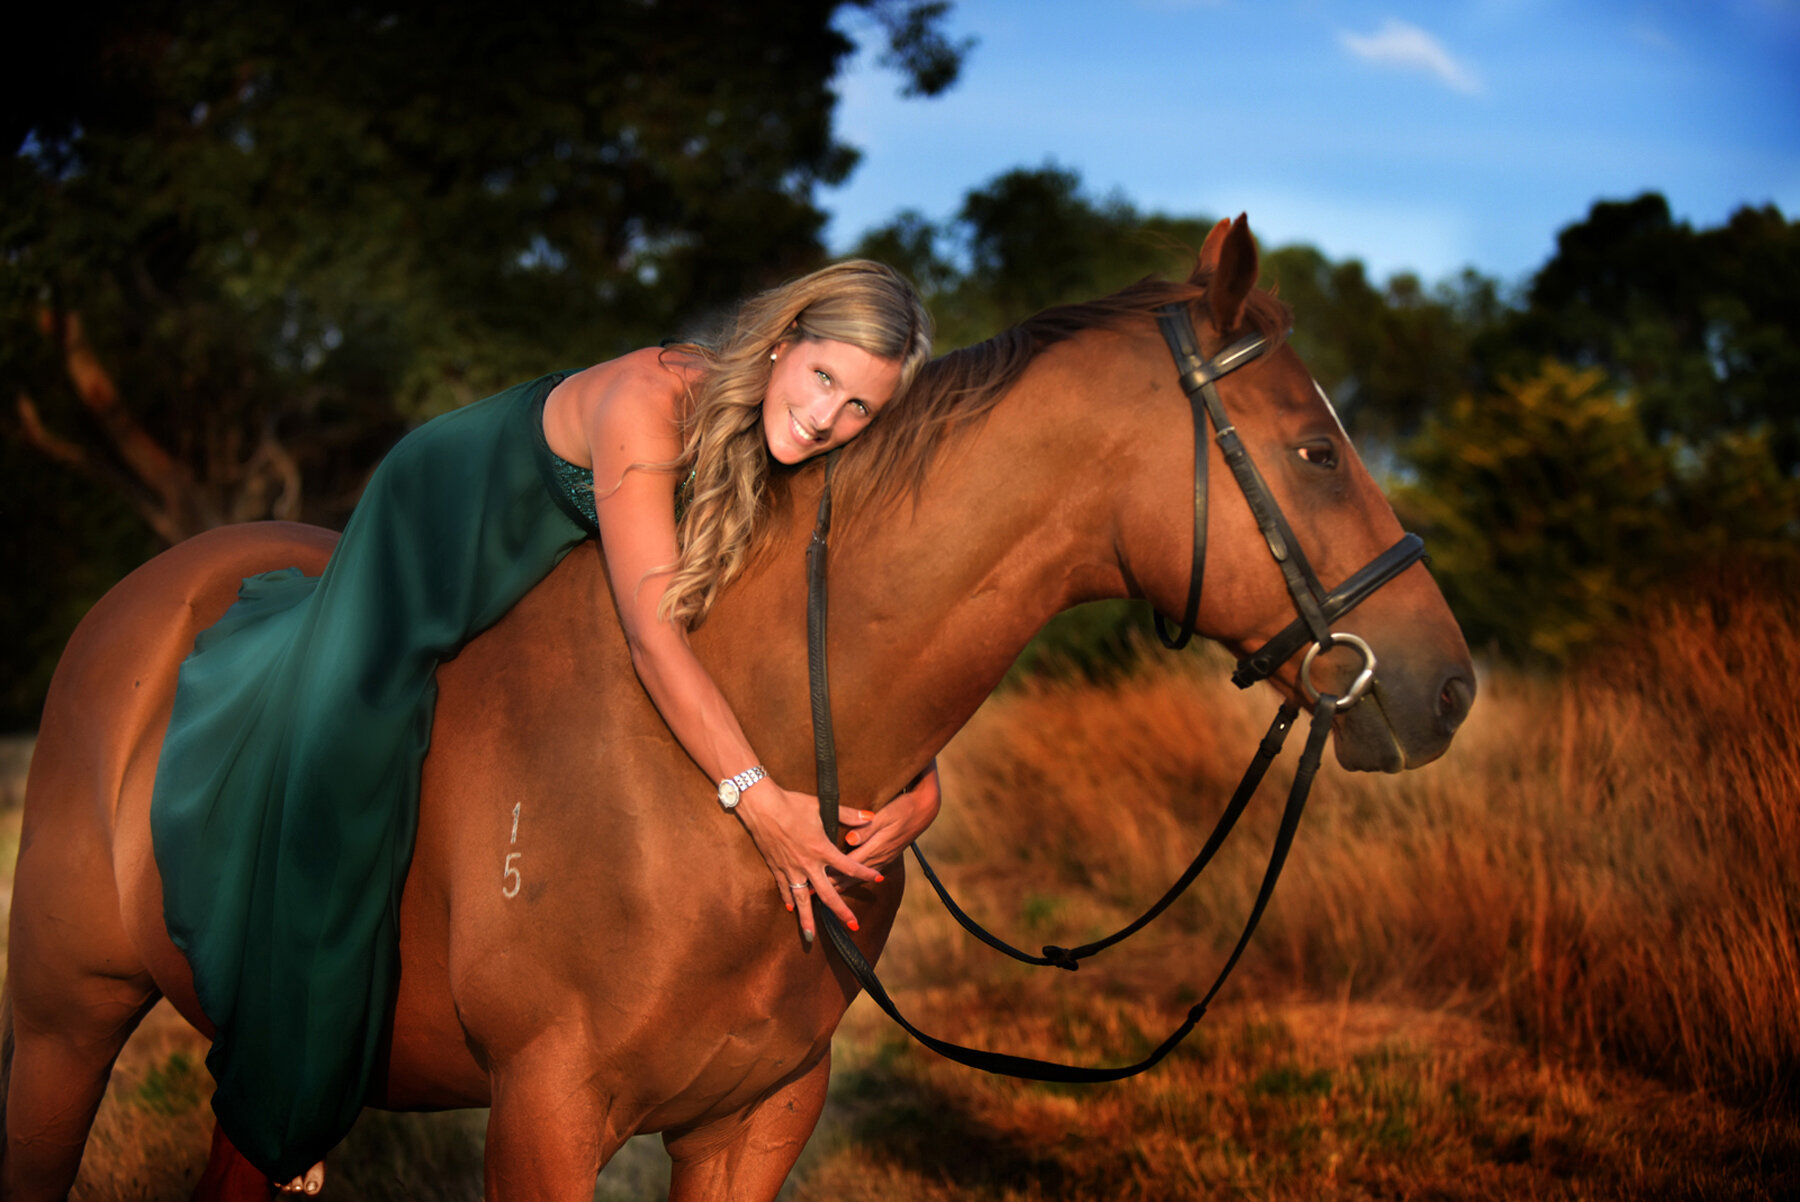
left=830, top=261, right=1292, bottom=517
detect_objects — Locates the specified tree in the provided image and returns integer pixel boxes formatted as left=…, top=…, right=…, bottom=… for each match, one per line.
left=1260, top=245, right=1500, bottom=450
left=858, top=166, right=1501, bottom=451
left=1396, top=362, right=1670, bottom=662
left=4, top=0, right=967, bottom=534
left=0, top=0, right=968, bottom=727
left=1394, top=360, right=1799, bottom=663
left=1486, top=193, right=1800, bottom=471
left=856, top=164, right=1217, bottom=349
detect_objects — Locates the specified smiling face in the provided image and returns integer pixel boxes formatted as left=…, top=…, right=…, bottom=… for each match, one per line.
left=761, top=337, right=905, bottom=465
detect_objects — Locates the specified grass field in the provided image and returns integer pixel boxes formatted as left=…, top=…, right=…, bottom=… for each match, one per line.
left=4, top=580, right=1796, bottom=1199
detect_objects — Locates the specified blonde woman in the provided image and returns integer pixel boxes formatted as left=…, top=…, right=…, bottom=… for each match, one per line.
left=151, top=261, right=939, bottom=1193
left=542, top=260, right=942, bottom=936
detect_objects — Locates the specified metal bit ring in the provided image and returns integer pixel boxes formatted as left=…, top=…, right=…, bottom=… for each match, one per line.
left=1300, top=632, right=1377, bottom=711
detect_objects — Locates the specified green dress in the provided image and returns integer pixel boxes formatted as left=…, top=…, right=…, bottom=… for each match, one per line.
left=152, top=372, right=599, bottom=1179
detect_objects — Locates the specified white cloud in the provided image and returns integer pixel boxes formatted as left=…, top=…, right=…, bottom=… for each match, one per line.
left=1339, top=19, right=1484, bottom=96
left=1629, top=21, right=1678, bottom=53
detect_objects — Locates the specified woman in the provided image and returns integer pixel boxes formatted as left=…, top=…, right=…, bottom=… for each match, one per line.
left=150, top=260, right=941, bottom=1193
left=542, top=260, right=940, bottom=946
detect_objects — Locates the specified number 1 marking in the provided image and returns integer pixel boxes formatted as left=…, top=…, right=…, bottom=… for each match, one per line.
left=503, top=803, right=523, bottom=898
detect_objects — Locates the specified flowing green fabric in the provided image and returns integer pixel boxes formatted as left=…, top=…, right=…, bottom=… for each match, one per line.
left=152, top=373, right=595, bottom=1179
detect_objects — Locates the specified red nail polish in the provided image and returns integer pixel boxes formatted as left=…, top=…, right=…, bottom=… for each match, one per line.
left=848, top=917, right=860, bottom=932
left=874, top=873, right=885, bottom=883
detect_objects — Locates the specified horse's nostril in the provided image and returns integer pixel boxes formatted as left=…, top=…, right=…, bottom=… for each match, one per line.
left=1437, top=671, right=1475, bottom=732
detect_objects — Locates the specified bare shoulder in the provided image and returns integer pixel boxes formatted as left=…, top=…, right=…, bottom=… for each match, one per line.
left=598, top=348, right=697, bottom=435
left=545, top=347, right=693, bottom=464
left=609, top=345, right=685, bottom=391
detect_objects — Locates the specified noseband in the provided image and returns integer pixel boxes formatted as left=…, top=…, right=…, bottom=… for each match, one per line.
left=800, top=301, right=1433, bottom=1083
left=1151, top=303, right=1425, bottom=707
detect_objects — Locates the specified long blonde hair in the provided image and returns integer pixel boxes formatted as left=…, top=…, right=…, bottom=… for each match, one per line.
left=658, top=260, right=933, bottom=627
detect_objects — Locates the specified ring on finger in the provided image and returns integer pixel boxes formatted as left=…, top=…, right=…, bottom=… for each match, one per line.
left=789, top=881, right=810, bottom=892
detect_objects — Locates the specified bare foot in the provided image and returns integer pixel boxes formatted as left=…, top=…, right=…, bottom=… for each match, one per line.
left=278, top=1161, right=326, bottom=1194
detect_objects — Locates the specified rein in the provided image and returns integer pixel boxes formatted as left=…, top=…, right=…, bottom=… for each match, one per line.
left=804, top=301, right=1427, bottom=1080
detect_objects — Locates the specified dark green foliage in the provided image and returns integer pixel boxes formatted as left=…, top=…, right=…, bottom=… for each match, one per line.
left=133, top=1051, right=205, bottom=1116
left=1396, top=362, right=1676, bottom=662
left=0, top=0, right=965, bottom=728
left=5, top=34, right=1795, bottom=725
left=860, top=170, right=1798, bottom=675
left=855, top=164, right=1217, bottom=349
left=1396, top=361, right=1800, bottom=663
left=1398, top=195, right=1800, bottom=663
left=0, top=429, right=162, bottom=727
left=871, top=1, right=975, bottom=98
left=5, top=1, right=965, bottom=488
left=1003, top=600, right=1155, bottom=687
left=1262, top=244, right=1503, bottom=448
left=1484, top=193, right=1800, bottom=471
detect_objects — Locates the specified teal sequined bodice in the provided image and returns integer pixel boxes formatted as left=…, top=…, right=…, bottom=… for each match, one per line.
left=548, top=452, right=601, bottom=530
left=547, top=450, right=695, bottom=530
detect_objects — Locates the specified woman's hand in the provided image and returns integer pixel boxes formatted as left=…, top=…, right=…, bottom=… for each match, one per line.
left=840, top=761, right=942, bottom=875
left=731, top=780, right=883, bottom=944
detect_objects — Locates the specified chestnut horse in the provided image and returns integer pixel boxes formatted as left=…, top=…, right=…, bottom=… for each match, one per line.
left=2, top=218, right=1473, bottom=1200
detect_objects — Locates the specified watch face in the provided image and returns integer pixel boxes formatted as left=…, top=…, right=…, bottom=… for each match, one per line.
left=718, top=780, right=740, bottom=810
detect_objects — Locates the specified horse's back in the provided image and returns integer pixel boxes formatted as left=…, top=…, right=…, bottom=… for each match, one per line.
left=16, top=521, right=338, bottom=1022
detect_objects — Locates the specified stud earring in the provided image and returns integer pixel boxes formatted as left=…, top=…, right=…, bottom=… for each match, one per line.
left=770, top=350, right=777, bottom=362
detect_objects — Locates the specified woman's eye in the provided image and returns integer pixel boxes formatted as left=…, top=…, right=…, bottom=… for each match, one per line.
left=1298, top=442, right=1337, bottom=468
left=850, top=400, right=870, bottom=417
left=815, top=369, right=832, bottom=387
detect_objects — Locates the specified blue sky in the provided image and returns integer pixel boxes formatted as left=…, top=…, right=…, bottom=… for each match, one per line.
left=822, top=0, right=1800, bottom=288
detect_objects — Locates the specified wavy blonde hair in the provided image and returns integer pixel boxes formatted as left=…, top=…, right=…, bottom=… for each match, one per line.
left=658, top=260, right=933, bottom=627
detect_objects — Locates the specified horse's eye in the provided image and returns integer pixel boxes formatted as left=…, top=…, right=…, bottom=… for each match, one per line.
left=1298, top=441, right=1338, bottom=469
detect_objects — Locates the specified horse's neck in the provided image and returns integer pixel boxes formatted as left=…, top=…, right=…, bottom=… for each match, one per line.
left=686, top=329, right=1183, bottom=809
left=791, top=335, right=1159, bottom=798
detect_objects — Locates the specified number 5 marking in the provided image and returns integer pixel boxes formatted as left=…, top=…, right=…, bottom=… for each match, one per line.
left=502, top=851, right=522, bottom=899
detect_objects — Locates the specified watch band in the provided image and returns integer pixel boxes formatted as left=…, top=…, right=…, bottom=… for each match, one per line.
left=716, top=764, right=768, bottom=810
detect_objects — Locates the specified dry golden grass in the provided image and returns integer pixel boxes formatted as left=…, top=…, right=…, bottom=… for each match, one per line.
left=913, top=583, right=1800, bottom=1108
left=2, top=580, right=1796, bottom=1198
left=796, top=991, right=1798, bottom=1201
left=784, top=579, right=1800, bottom=1197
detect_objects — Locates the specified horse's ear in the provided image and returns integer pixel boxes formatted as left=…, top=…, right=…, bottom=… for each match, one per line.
left=1196, top=218, right=1232, bottom=275
left=1207, top=214, right=1258, bottom=335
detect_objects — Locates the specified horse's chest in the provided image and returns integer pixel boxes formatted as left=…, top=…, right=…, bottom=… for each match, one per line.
left=448, top=894, right=850, bottom=1120
left=571, top=955, right=845, bottom=1132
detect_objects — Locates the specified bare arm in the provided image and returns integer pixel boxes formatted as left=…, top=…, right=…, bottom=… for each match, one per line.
left=551, top=352, right=880, bottom=941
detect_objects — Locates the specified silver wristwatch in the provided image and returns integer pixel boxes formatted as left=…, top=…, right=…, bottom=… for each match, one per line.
left=716, top=765, right=768, bottom=811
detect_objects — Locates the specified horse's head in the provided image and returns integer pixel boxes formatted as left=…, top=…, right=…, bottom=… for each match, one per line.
left=1158, top=216, right=1475, bottom=771
left=816, top=217, right=1472, bottom=777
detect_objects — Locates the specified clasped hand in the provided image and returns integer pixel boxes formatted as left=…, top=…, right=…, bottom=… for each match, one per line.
left=730, top=763, right=942, bottom=944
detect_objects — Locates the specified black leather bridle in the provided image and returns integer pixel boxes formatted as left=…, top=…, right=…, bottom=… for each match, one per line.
left=801, top=301, right=1429, bottom=1082
left=1150, top=303, right=1426, bottom=703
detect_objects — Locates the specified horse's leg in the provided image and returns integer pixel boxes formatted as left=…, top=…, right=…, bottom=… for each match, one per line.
left=1, top=950, right=159, bottom=1200
left=482, top=1038, right=632, bottom=1201
left=2, top=742, right=171, bottom=1202
left=662, top=1053, right=831, bottom=1202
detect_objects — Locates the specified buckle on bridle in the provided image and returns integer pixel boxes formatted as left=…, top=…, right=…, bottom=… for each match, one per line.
left=1300, top=632, right=1377, bottom=711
